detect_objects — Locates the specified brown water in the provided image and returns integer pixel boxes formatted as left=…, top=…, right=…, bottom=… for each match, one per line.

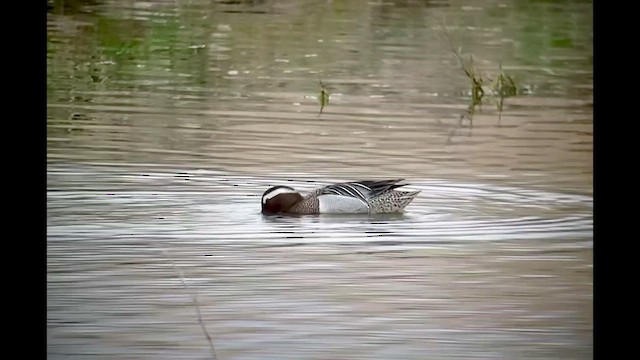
left=47, top=0, right=592, bottom=359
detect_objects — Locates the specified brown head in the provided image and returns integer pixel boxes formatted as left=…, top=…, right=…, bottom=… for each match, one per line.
left=261, top=186, right=304, bottom=214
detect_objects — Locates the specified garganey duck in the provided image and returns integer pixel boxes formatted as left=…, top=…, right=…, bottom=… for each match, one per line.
left=261, top=179, right=420, bottom=215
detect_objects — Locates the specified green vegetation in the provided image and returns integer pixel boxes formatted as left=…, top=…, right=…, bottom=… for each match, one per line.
left=442, top=24, right=519, bottom=125
left=491, top=63, right=518, bottom=123
left=451, top=49, right=484, bottom=123
left=318, top=79, right=330, bottom=115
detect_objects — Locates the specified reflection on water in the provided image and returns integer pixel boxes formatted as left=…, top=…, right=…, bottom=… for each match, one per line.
left=48, top=0, right=592, bottom=359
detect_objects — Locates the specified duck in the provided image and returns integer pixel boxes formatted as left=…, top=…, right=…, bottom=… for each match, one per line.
left=261, top=179, right=420, bottom=215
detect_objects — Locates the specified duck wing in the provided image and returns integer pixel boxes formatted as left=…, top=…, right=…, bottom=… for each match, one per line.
left=320, top=179, right=406, bottom=202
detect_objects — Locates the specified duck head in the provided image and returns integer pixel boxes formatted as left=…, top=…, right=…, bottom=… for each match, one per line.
left=261, top=186, right=304, bottom=214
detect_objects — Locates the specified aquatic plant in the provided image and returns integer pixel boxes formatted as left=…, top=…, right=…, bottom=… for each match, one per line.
left=442, top=24, right=519, bottom=125
left=318, top=78, right=330, bottom=115
left=490, top=62, right=518, bottom=123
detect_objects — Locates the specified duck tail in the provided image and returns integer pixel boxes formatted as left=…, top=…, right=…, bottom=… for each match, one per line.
left=370, top=189, right=420, bottom=213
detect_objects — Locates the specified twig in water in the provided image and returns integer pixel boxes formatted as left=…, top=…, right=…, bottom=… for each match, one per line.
left=163, top=250, right=218, bottom=360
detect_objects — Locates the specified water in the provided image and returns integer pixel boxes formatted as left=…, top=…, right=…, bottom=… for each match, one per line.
left=47, top=0, right=592, bottom=359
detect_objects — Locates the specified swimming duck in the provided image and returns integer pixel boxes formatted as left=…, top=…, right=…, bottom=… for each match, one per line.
left=261, top=179, right=420, bottom=215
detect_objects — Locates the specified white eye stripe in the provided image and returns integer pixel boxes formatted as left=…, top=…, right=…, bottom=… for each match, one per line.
left=262, top=187, right=297, bottom=204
